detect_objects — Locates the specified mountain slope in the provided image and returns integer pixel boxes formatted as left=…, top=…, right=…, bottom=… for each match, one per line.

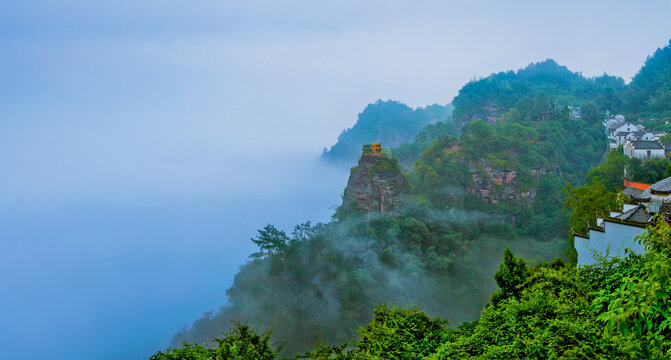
left=156, top=43, right=671, bottom=358
left=451, top=59, right=624, bottom=128
left=625, top=39, right=671, bottom=129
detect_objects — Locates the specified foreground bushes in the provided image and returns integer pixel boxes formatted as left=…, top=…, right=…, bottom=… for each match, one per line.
left=153, top=221, right=671, bottom=359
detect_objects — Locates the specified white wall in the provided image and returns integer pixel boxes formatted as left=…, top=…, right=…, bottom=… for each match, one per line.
left=632, top=148, right=665, bottom=160
left=615, top=123, right=637, bottom=133
left=575, top=221, right=646, bottom=266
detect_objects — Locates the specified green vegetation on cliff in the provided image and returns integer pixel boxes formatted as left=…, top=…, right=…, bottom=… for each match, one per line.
left=168, top=65, right=610, bottom=356
left=624, top=39, right=671, bottom=128
left=451, top=59, right=625, bottom=128
left=154, top=222, right=671, bottom=359
left=409, top=94, right=605, bottom=240
left=154, top=40, right=671, bottom=360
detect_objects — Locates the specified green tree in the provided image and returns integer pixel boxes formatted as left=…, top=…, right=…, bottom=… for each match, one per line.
left=628, top=157, right=671, bottom=184
left=581, top=101, right=600, bottom=126
left=430, top=259, right=616, bottom=360
left=490, top=247, right=529, bottom=305
left=585, top=145, right=628, bottom=191
left=293, top=343, right=353, bottom=360
left=597, top=87, right=622, bottom=113
left=250, top=224, right=290, bottom=259
left=564, top=178, right=619, bottom=233
left=151, top=323, right=279, bottom=360
left=214, top=323, right=279, bottom=360
left=150, top=343, right=215, bottom=360
left=354, top=305, right=450, bottom=360
left=594, top=217, right=671, bottom=358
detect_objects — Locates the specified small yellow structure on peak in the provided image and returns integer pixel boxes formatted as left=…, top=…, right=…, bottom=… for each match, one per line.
left=370, top=142, right=382, bottom=154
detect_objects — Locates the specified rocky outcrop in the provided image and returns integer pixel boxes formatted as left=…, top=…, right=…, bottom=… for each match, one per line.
left=467, top=160, right=552, bottom=204
left=455, top=99, right=506, bottom=128
left=342, top=153, right=409, bottom=213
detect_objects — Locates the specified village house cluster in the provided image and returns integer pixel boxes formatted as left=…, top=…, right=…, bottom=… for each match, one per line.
left=573, top=115, right=671, bottom=265
left=567, top=105, right=582, bottom=120
left=604, top=114, right=668, bottom=159
left=573, top=177, right=671, bottom=266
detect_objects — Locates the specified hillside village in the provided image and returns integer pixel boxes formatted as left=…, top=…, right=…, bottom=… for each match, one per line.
left=604, top=114, right=668, bottom=158
left=572, top=113, right=671, bottom=266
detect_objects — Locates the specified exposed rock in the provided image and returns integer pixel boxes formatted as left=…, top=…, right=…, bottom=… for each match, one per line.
left=467, top=160, right=553, bottom=204
left=458, top=100, right=506, bottom=127
left=342, top=153, right=409, bottom=213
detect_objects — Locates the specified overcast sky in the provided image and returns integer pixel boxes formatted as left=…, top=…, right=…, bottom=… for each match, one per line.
left=2, top=1, right=671, bottom=199
left=1, top=1, right=670, bottom=360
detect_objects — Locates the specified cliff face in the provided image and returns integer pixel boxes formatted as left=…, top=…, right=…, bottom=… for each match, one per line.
left=342, top=153, right=409, bottom=213
left=457, top=99, right=506, bottom=128
left=467, top=160, right=551, bottom=204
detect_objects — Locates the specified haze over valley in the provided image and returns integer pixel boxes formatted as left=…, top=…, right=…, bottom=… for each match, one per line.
left=2, top=2, right=671, bottom=360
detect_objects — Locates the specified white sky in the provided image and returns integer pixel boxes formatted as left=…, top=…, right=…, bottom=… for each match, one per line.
left=1, top=1, right=670, bottom=201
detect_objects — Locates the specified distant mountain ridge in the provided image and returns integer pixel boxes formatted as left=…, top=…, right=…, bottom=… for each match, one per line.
left=323, top=59, right=627, bottom=168
left=321, top=100, right=453, bottom=165
left=451, top=59, right=625, bottom=128
left=624, top=39, right=671, bottom=130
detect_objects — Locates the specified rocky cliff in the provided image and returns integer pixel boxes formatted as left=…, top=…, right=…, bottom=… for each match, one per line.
left=467, top=159, right=553, bottom=204
left=341, top=153, right=409, bottom=214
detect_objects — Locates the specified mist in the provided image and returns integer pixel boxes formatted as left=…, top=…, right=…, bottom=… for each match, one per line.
left=0, top=155, right=347, bottom=360
left=169, top=198, right=567, bottom=356
left=2, top=1, right=671, bottom=360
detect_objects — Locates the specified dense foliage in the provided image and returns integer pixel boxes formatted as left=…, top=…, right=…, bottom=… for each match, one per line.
left=155, top=40, right=671, bottom=360
left=391, top=121, right=458, bottom=172
left=168, top=60, right=611, bottom=356
left=451, top=59, right=625, bottom=128
left=151, top=323, right=279, bottom=360
left=409, top=95, right=606, bottom=240
left=564, top=178, right=619, bottom=234
left=564, top=145, right=671, bottom=235
left=625, top=40, right=671, bottom=128
left=584, top=145, right=671, bottom=192
left=154, top=222, right=671, bottom=359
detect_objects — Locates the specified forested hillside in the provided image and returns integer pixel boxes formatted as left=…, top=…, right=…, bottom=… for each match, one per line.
left=153, top=225, right=671, bottom=359
left=625, top=39, right=671, bottom=130
left=154, top=40, right=671, bottom=360
left=451, top=59, right=625, bottom=129
left=563, top=40, right=671, bottom=235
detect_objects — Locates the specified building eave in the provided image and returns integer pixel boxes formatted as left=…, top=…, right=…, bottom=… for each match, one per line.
left=572, top=229, right=589, bottom=239
left=588, top=224, right=605, bottom=232
left=603, top=216, right=651, bottom=228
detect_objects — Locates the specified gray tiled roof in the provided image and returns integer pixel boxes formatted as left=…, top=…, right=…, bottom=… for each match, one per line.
left=622, top=186, right=644, bottom=198
left=615, top=204, right=652, bottom=223
left=650, top=176, right=671, bottom=194
left=631, top=141, right=664, bottom=150
left=634, top=187, right=651, bottom=201
left=607, top=121, right=625, bottom=130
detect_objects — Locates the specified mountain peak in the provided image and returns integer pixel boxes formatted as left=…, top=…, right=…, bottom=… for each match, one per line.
left=338, top=148, right=409, bottom=216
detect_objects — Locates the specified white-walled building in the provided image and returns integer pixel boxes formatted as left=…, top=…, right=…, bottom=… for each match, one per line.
left=612, top=122, right=638, bottom=135
left=573, top=204, right=648, bottom=266
left=568, top=105, right=581, bottom=120
left=603, top=115, right=666, bottom=151
left=623, top=140, right=665, bottom=160
left=603, top=114, right=626, bottom=130
left=573, top=176, right=671, bottom=266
